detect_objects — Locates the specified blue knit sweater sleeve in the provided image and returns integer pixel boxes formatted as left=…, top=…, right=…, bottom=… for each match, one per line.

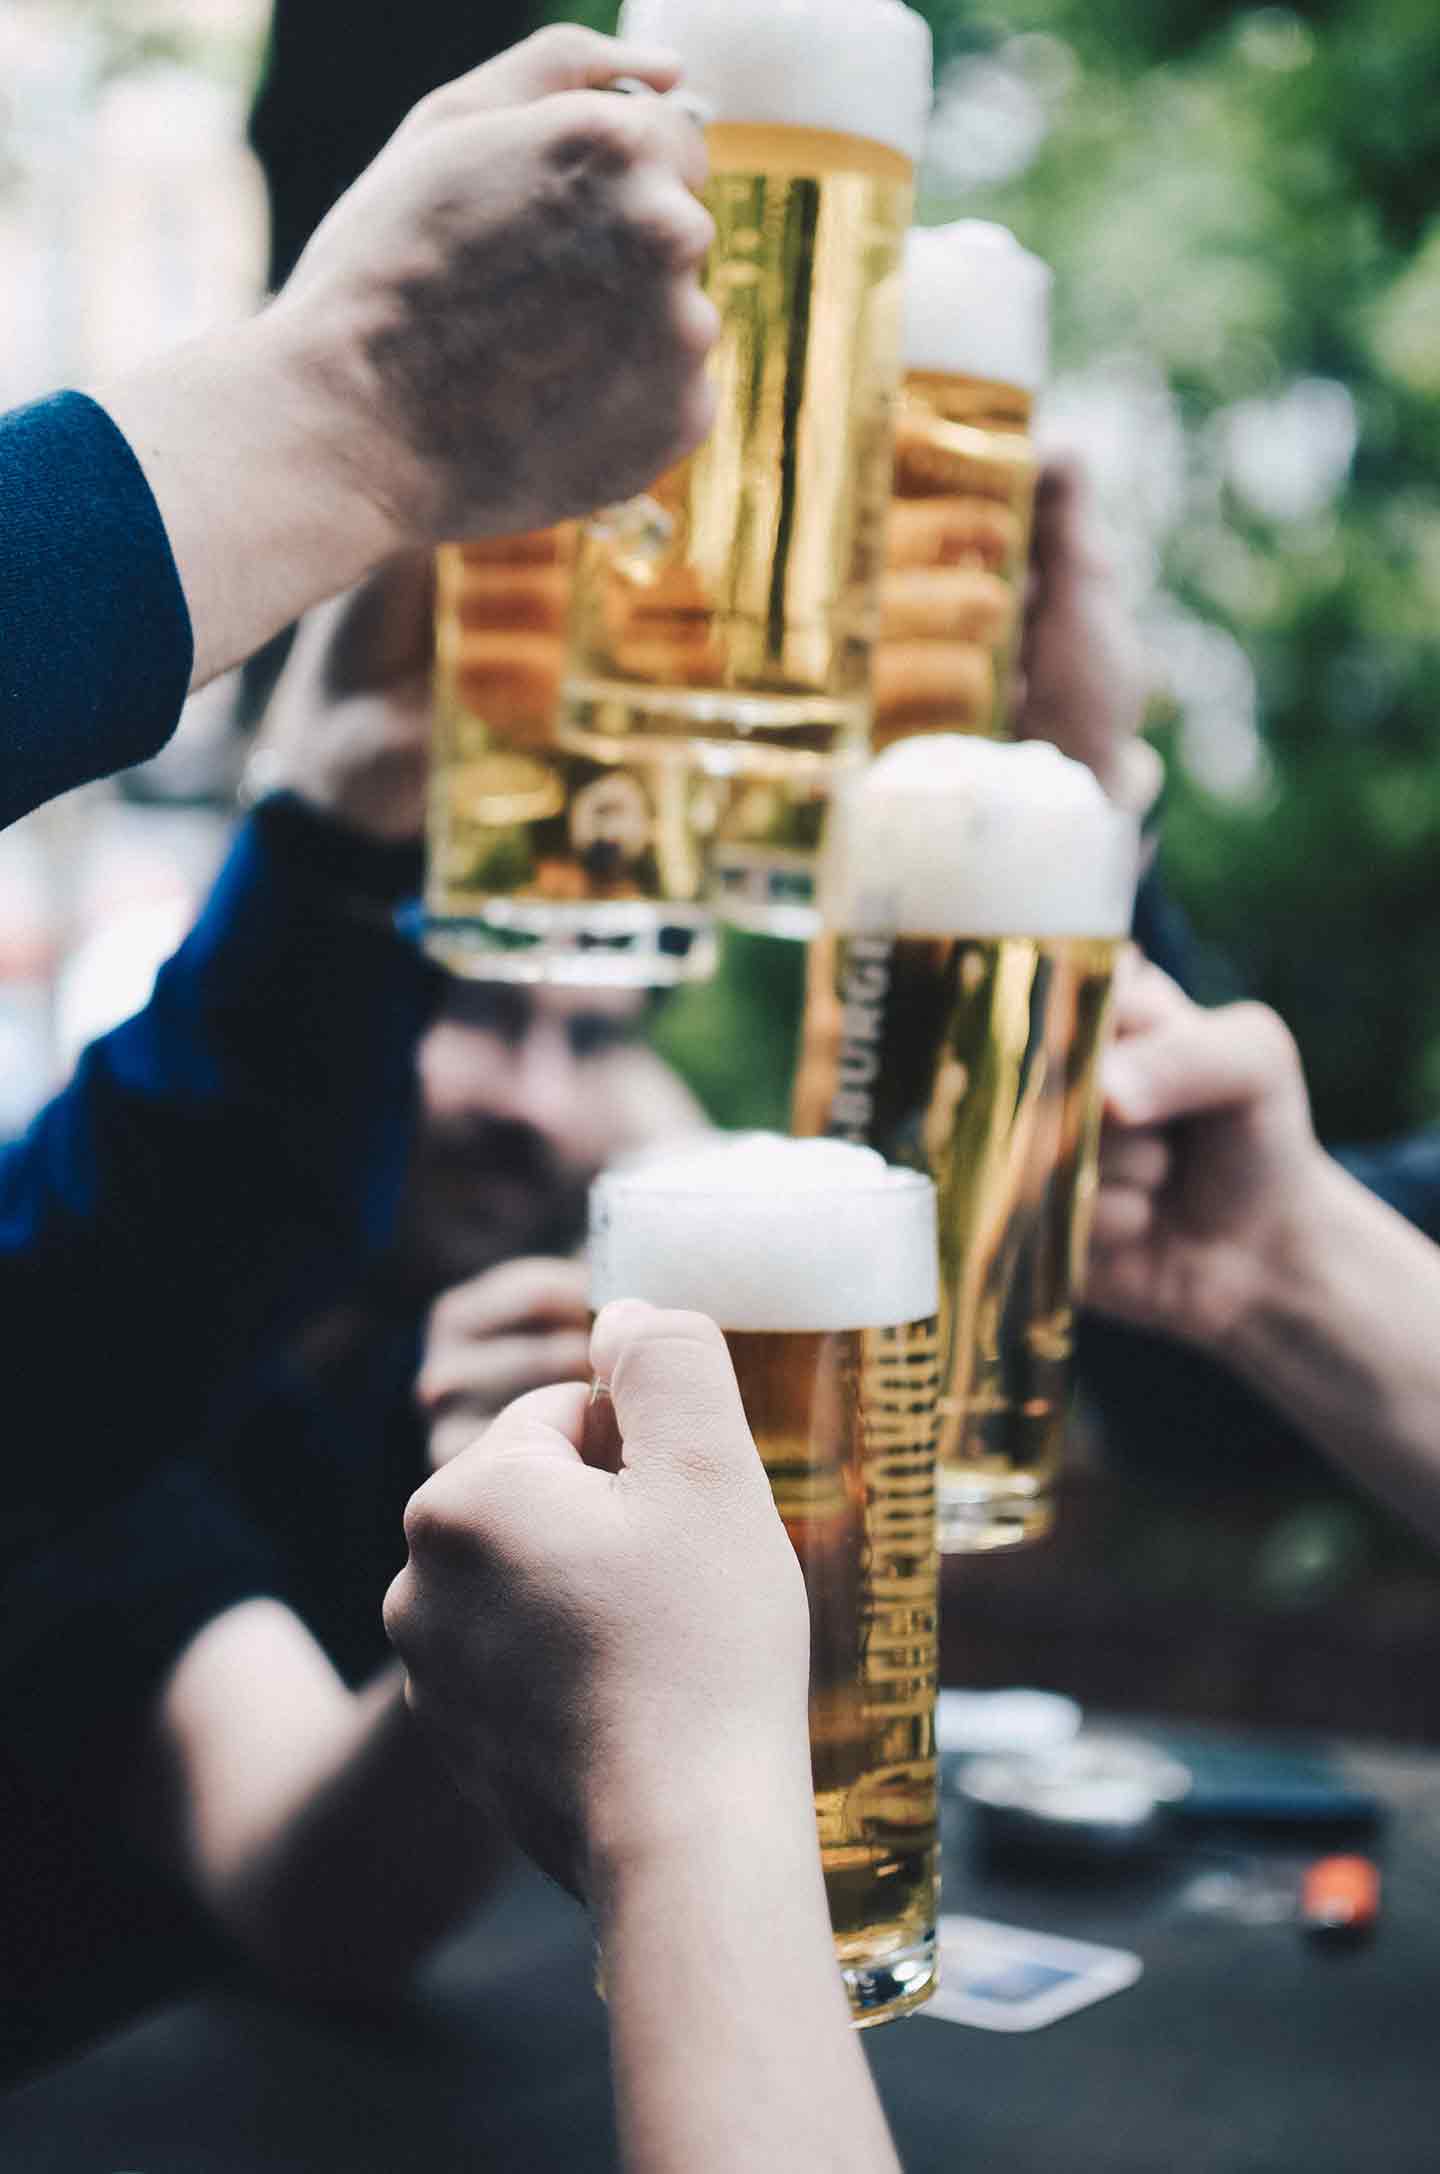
left=0, top=391, right=193, bottom=829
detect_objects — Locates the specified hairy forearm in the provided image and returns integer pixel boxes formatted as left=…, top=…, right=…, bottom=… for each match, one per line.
left=1224, top=1156, right=1440, bottom=1545
left=95, top=310, right=396, bottom=691
left=592, top=1767, right=900, bottom=2174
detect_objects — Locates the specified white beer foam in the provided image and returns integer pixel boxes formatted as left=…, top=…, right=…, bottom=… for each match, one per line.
left=619, top=0, right=933, bottom=164
left=590, top=1132, right=938, bottom=1331
left=904, top=222, right=1050, bottom=390
left=827, top=735, right=1138, bottom=937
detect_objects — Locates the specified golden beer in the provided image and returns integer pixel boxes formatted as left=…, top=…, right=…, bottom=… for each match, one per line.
left=563, top=0, right=932, bottom=782
left=874, top=223, right=1050, bottom=749
left=794, top=736, right=1138, bottom=1549
left=590, top=1135, right=941, bottom=2024
left=797, top=929, right=1120, bottom=1548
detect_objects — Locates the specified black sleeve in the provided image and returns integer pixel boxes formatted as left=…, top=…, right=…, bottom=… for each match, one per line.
left=1074, top=1309, right=1333, bottom=1499
left=0, top=1457, right=289, bottom=2083
left=250, top=0, right=536, bottom=286
left=1335, top=1128, right=1440, bottom=1245
left=0, top=393, right=193, bottom=829
left=0, top=1458, right=286, bottom=1800
left=1131, top=859, right=1201, bottom=988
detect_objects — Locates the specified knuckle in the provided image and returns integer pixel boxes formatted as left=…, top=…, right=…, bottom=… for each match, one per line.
left=527, top=21, right=605, bottom=74
left=426, top=1286, right=459, bottom=1333
left=1230, top=1000, right=1300, bottom=1076
left=408, top=81, right=463, bottom=133
left=401, top=1480, right=467, bottom=1561
left=677, top=287, right=721, bottom=355
left=381, top=1566, right=415, bottom=1650
left=626, top=178, right=703, bottom=253
left=546, top=93, right=639, bottom=173
left=413, top=1365, right=449, bottom=1415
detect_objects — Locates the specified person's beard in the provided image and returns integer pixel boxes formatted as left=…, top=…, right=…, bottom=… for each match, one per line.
left=383, top=1113, right=594, bottom=1304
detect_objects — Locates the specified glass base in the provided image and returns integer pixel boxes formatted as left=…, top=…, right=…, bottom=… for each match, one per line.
left=418, top=900, right=717, bottom=989
left=842, top=1931, right=939, bottom=2028
left=938, top=1484, right=1055, bottom=1554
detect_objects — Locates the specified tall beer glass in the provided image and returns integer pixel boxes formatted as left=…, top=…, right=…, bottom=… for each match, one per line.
left=564, top=0, right=931, bottom=782
left=590, top=1134, right=941, bottom=2025
left=793, top=736, right=1139, bottom=1550
left=425, top=530, right=721, bottom=985
left=876, top=223, right=1050, bottom=749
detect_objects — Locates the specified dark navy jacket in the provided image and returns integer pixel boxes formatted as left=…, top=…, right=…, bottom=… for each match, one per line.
left=1, top=393, right=193, bottom=831
left=0, top=795, right=440, bottom=2076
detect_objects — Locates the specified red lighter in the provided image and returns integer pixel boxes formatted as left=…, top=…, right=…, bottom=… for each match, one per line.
left=1301, top=1854, right=1380, bottom=1945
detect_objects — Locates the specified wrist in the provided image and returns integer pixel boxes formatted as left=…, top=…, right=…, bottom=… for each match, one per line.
left=585, top=1727, right=817, bottom=1918
left=260, top=282, right=442, bottom=554
left=1212, top=1145, right=1349, bottom=1371
left=238, top=304, right=408, bottom=571
left=96, top=314, right=402, bottom=686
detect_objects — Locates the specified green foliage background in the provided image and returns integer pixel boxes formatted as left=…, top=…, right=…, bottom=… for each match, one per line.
left=562, top=0, right=1440, bottom=1145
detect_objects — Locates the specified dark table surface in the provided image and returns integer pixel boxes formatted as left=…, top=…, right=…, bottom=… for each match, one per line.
left=5, top=1718, right=1440, bottom=2173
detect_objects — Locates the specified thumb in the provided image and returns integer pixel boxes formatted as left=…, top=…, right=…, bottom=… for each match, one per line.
left=589, top=1301, right=762, bottom=1493
left=1110, top=955, right=1192, bottom=1039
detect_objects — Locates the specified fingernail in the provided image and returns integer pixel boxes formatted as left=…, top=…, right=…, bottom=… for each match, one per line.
left=593, top=1297, right=654, bottom=1339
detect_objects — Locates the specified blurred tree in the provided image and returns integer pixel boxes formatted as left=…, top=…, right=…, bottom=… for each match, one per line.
left=563, top=0, right=1440, bottom=1145
left=924, top=0, right=1440, bottom=1142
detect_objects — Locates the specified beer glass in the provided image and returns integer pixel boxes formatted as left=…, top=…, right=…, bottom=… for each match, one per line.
left=425, top=530, right=726, bottom=985
left=424, top=536, right=837, bottom=974
left=793, top=736, right=1139, bottom=1550
left=590, top=1133, right=941, bottom=2025
left=561, top=0, right=932, bottom=937
left=875, top=223, right=1050, bottom=749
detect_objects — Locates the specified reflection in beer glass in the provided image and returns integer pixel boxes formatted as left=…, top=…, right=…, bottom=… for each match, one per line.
left=794, top=736, right=1139, bottom=1550
left=425, top=533, right=719, bottom=985
left=590, top=1134, right=941, bottom=2025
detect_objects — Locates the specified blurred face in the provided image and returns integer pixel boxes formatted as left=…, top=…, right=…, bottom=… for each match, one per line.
left=394, top=981, right=651, bottom=1294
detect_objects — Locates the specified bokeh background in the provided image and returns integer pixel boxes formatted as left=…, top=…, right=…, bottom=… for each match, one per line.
left=6, top=0, right=1440, bottom=1732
